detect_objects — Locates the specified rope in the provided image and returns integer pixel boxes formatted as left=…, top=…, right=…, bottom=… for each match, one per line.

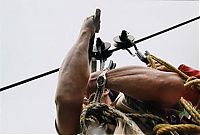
left=81, top=53, right=200, bottom=134
left=146, top=53, right=200, bottom=134
left=126, top=113, right=167, bottom=124
left=147, top=55, right=156, bottom=69
left=81, top=103, right=172, bottom=134
left=180, top=97, right=200, bottom=125
left=185, top=76, right=200, bottom=89
left=153, top=124, right=200, bottom=135
left=146, top=54, right=189, bottom=80
left=80, top=103, right=135, bottom=134
left=146, top=54, right=200, bottom=91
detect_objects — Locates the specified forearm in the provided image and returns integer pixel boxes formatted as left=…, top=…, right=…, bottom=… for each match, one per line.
left=108, top=66, right=185, bottom=106
left=88, top=66, right=185, bottom=107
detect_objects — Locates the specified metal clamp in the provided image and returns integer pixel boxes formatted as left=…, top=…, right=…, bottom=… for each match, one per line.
left=92, top=69, right=109, bottom=103
left=92, top=60, right=116, bottom=103
left=97, top=70, right=108, bottom=87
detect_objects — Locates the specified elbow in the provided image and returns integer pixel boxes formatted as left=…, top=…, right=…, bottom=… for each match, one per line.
left=55, top=94, right=65, bottom=105
left=55, top=94, right=82, bottom=135
left=55, top=80, right=86, bottom=105
left=55, top=91, right=83, bottom=106
left=55, top=93, right=67, bottom=107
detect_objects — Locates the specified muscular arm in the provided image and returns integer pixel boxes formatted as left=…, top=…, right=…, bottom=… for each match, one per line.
left=55, top=16, right=97, bottom=134
left=88, top=66, right=185, bottom=107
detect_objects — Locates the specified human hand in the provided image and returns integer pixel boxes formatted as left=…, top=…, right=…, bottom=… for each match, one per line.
left=81, top=9, right=101, bottom=36
left=147, top=61, right=171, bottom=72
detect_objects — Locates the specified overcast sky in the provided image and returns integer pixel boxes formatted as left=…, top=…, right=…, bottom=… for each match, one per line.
left=0, top=0, right=199, bottom=134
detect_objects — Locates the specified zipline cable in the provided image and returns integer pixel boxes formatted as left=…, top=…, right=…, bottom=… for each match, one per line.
left=0, top=16, right=199, bottom=92
left=134, top=16, right=200, bottom=44
left=0, top=68, right=59, bottom=92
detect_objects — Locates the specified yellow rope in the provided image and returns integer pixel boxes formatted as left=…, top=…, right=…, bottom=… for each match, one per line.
left=147, top=53, right=200, bottom=134
left=147, top=53, right=200, bottom=91
left=153, top=124, right=200, bottom=135
left=80, top=103, right=135, bottom=134
left=147, top=53, right=200, bottom=99
left=146, top=54, right=189, bottom=80
left=147, top=55, right=156, bottom=69
left=81, top=52, right=200, bottom=134
left=180, top=97, right=200, bottom=125
left=184, top=76, right=200, bottom=90
left=153, top=97, right=200, bottom=135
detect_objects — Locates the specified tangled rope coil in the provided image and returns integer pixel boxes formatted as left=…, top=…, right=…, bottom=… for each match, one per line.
left=80, top=102, right=167, bottom=134
left=80, top=103, right=134, bottom=134
left=80, top=53, right=200, bottom=135
left=147, top=53, right=200, bottom=134
left=180, top=97, right=200, bottom=125
left=153, top=124, right=200, bottom=135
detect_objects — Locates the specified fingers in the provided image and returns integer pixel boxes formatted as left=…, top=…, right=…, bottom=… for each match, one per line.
left=147, top=61, right=170, bottom=72
left=81, top=9, right=101, bottom=35
left=147, top=63, right=151, bottom=67
left=156, top=65, right=168, bottom=71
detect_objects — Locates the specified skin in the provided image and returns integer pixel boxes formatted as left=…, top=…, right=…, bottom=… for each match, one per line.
left=88, top=66, right=185, bottom=106
left=55, top=14, right=185, bottom=135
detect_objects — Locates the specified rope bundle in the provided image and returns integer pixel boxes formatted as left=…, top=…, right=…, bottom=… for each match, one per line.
left=80, top=53, right=200, bottom=135
left=80, top=103, right=135, bottom=134
left=147, top=53, right=200, bottom=134
left=80, top=102, right=167, bottom=134
left=147, top=54, right=200, bottom=91
left=153, top=124, right=200, bottom=135
left=180, top=97, right=200, bottom=125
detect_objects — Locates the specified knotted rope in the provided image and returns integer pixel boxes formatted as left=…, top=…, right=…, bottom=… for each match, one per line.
left=80, top=103, right=134, bottom=134
left=81, top=53, right=200, bottom=135
left=146, top=53, right=200, bottom=134
left=80, top=102, right=168, bottom=134
left=180, top=97, right=200, bottom=125
left=147, top=53, right=200, bottom=91
left=153, top=124, right=200, bottom=135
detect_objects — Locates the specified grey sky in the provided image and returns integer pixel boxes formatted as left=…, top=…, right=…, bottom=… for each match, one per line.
left=0, top=0, right=199, bottom=133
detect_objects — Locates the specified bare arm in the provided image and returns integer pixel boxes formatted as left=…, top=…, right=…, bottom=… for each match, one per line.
left=88, top=66, right=185, bottom=107
left=55, top=14, right=99, bottom=134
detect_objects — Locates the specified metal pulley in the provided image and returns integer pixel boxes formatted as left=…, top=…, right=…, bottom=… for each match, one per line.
left=113, top=30, right=149, bottom=64
left=89, top=38, right=111, bottom=72
left=93, top=38, right=112, bottom=60
left=113, top=30, right=135, bottom=49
